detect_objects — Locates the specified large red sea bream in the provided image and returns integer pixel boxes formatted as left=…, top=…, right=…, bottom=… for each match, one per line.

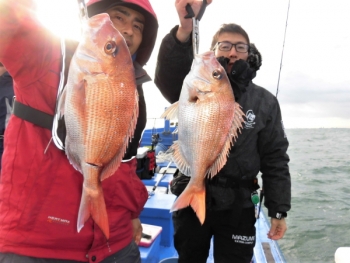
left=56, top=13, right=138, bottom=239
left=162, top=51, right=245, bottom=224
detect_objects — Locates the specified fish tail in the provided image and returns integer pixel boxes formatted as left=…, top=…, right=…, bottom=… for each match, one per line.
left=77, top=184, right=110, bottom=239
left=171, top=186, right=206, bottom=224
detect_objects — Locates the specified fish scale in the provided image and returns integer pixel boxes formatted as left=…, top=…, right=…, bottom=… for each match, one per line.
left=162, top=51, right=245, bottom=224
left=57, top=13, right=138, bottom=239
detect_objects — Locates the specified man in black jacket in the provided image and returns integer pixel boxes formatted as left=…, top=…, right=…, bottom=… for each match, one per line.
left=0, top=62, right=14, bottom=170
left=154, top=1, right=291, bottom=262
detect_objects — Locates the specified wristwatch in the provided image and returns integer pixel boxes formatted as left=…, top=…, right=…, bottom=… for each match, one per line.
left=274, top=212, right=287, bottom=220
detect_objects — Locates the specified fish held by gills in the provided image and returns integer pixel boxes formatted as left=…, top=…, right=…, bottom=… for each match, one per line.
left=56, top=13, right=138, bottom=239
left=161, top=51, right=245, bottom=224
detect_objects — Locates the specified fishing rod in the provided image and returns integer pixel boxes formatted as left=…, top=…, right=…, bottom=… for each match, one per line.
left=276, top=0, right=291, bottom=98
left=148, top=161, right=173, bottom=198
left=77, top=0, right=88, bottom=20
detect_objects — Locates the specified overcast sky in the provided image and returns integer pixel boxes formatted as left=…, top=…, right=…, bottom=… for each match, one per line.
left=36, top=0, right=350, bottom=129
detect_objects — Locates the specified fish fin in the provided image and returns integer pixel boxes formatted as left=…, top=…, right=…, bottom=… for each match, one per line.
left=233, top=102, right=245, bottom=134
left=161, top=101, right=179, bottom=120
left=100, top=89, right=139, bottom=181
left=127, top=88, right=139, bottom=142
left=171, top=185, right=206, bottom=225
left=171, top=141, right=191, bottom=177
left=78, top=165, right=110, bottom=239
left=207, top=102, right=245, bottom=178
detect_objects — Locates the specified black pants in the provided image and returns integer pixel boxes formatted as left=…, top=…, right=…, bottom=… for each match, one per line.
left=0, top=241, right=140, bottom=263
left=173, top=206, right=256, bottom=263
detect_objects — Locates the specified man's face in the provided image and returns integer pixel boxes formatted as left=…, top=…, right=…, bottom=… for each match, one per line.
left=214, top=32, right=249, bottom=73
left=107, top=6, right=145, bottom=56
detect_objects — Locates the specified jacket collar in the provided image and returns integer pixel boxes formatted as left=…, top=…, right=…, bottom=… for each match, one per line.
left=133, top=61, right=151, bottom=85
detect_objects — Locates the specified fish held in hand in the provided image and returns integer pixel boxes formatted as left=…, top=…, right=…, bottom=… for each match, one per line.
left=57, top=13, right=138, bottom=239
left=161, top=51, right=245, bottom=224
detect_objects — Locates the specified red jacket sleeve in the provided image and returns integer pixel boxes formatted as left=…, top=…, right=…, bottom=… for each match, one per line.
left=0, top=0, right=61, bottom=89
left=0, top=0, right=61, bottom=116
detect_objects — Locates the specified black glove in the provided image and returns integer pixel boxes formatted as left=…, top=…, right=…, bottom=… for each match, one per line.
left=217, top=43, right=262, bottom=99
left=229, top=59, right=255, bottom=88
left=217, top=57, right=250, bottom=99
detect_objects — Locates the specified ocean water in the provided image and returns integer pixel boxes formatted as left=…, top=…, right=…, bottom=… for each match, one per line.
left=270, top=129, right=350, bottom=263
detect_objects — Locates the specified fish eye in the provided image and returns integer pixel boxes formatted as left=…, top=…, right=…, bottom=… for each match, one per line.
left=104, top=41, right=117, bottom=54
left=212, top=69, right=222, bottom=80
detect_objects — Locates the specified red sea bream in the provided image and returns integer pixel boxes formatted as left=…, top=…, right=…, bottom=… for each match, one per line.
left=57, top=13, right=138, bottom=239
left=162, top=51, right=245, bottom=224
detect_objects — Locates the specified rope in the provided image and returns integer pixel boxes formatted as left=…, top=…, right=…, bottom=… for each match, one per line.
left=156, top=148, right=173, bottom=163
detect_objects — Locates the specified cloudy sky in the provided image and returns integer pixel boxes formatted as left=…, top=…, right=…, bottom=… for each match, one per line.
left=35, top=0, right=350, bottom=129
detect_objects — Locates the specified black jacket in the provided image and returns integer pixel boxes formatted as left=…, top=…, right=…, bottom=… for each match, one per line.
left=155, top=26, right=291, bottom=217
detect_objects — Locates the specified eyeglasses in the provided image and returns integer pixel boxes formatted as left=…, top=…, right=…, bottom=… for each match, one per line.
left=214, top=41, right=250, bottom=53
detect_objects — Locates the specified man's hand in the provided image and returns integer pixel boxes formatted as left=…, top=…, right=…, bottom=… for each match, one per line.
left=268, top=218, right=287, bottom=240
left=175, top=0, right=212, bottom=42
left=132, top=218, right=143, bottom=245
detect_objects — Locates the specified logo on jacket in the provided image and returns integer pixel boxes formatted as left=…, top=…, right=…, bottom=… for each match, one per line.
left=244, top=110, right=256, bottom=129
left=47, top=216, right=70, bottom=226
left=232, top=234, right=255, bottom=245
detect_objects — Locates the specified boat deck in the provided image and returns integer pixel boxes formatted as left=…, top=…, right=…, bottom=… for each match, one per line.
left=139, top=170, right=286, bottom=263
left=138, top=121, right=286, bottom=262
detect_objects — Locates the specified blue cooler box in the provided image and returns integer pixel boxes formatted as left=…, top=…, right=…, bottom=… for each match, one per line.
left=140, top=193, right=177, bottom=247
left=139, top=224, right=162, bottom=263
left=139, top=233, right=161, bottom=263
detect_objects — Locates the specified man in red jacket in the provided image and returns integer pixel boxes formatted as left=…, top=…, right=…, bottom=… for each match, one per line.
left=0, top=0, right=158, bottom=262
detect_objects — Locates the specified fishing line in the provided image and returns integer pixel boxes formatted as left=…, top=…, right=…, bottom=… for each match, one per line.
left=276, top=0, right=291, bottom=98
